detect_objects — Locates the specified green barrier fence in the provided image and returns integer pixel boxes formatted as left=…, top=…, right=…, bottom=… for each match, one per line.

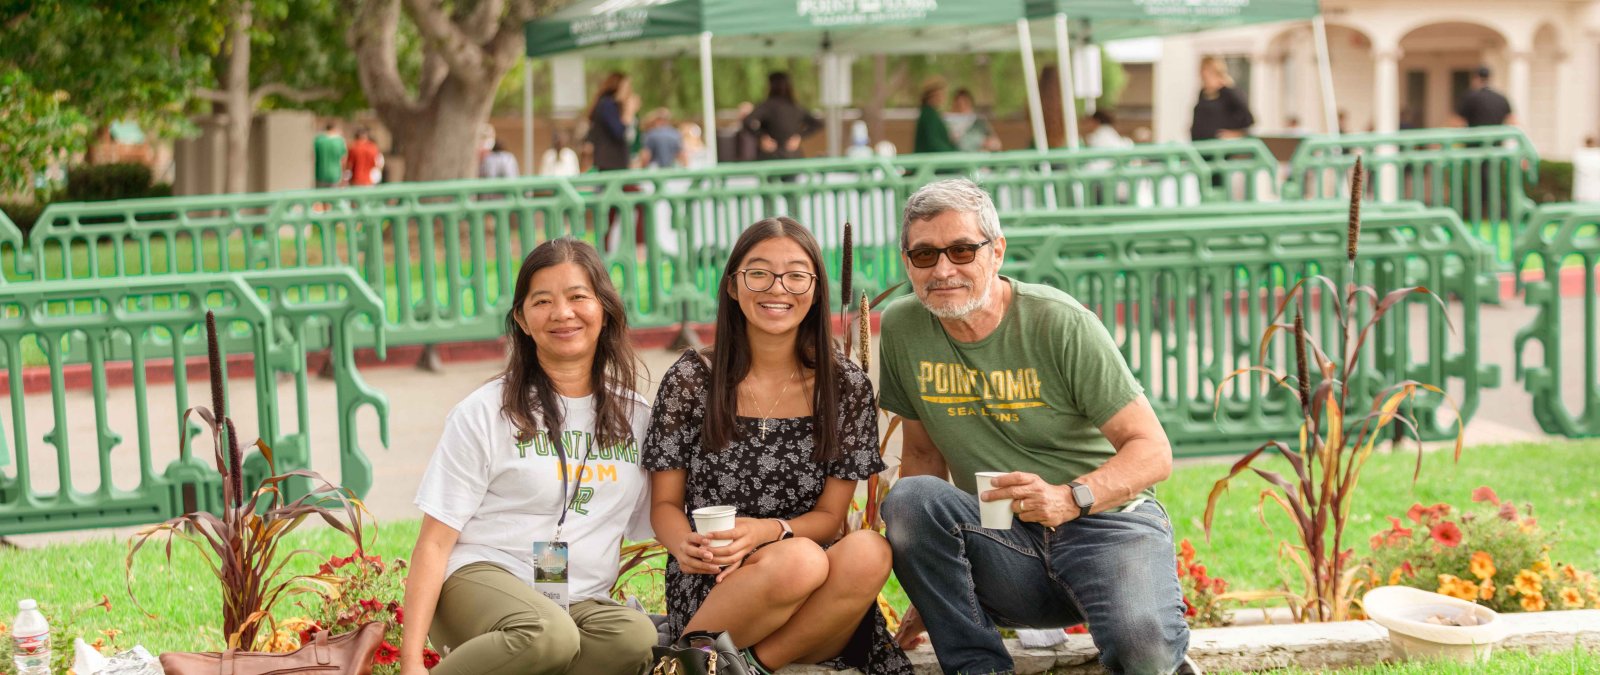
left=1282, top=126, right=1538, bottom=266
left=1001, top=208, right=1497, bottom=455
left=1192, top=137, right=1279, bottom=202
left=0, top=268, right=388, bottom=536
left=1513, top=203, right=1600, bottom=437
left=1001, top=200, right=1432, bottom=230
left=23, top=144, right=1223, bottom=341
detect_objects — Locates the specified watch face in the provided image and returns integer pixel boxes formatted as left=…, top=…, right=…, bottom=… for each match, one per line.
left=1071, top=483, right=1094, bottom=507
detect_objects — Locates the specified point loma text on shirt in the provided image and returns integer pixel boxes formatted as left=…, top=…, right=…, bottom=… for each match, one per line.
left=915, top=361, right=1043, bottom=405
left=516, top=430, right=641, bottom=463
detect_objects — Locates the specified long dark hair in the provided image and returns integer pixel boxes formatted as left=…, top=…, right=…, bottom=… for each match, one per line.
left=702, top=217, right=840, bottom=462
left=500, top=238, right=640, bottom=449
left=588, top=71, right=628, bottom=121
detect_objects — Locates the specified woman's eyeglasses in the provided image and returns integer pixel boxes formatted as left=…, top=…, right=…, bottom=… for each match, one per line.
left=735, top=268, right=816, bottom=294
left=903, top=240, right=992, bottom=269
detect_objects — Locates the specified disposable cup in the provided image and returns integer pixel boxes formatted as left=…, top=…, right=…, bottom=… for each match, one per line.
left=692, top=505, right=738, bottom=548
left=976, top=472, right=1012, bottom=530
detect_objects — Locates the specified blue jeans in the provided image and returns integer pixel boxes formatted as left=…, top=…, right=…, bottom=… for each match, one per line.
left=883, top=476, right=1189, bottom=675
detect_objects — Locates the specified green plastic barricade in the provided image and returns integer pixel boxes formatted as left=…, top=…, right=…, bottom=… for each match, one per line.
left=1000, top=208, right=1496, bottom=455
left=1513, top=202, right=1600, bottom=437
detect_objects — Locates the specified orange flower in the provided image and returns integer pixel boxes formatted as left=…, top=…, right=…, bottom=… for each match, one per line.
left=1514, top=570, right=1543, bottom=596
left=1471, top=486, right=1499, bottom=505
left=1389, top=567, right=1405, bottom=585
left=1469, top=551, right=1496, bottom=581
left=1560, top=588, right=1584, bottom=609
left=1436, top=574, right=1478, bottom=601
left=1521, top=518, right=1538, bottom=533
left=1479, top=579, right=1495, bottom=600
left=1533, top=558, right=1554, bottom=580
left=1429, top=521, right=1463, bottom=548
left=1179, top=539, right=1196, bottom=565
left=1521, top=593, right=1547, bottom=612
left=1561, top=565, right=1580, bottom=582
left=1587, top=591, right=1600, bottom=608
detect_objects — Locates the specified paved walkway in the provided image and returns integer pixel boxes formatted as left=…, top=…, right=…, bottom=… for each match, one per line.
left=6, top=296, right=1578, bottom=547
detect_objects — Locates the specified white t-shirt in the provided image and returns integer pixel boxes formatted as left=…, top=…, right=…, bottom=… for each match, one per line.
left=415, top=379, right=653, bottom=602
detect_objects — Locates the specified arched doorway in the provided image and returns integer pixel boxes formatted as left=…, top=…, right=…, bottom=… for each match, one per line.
left=1396, top=22, right=1510, bottom=129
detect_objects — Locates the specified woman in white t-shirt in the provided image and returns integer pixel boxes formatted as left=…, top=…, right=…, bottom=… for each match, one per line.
left=399, top=238, right=657, bottom=675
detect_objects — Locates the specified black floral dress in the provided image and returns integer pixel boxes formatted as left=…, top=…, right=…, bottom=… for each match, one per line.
left=642, top=350, right=913, bottom=675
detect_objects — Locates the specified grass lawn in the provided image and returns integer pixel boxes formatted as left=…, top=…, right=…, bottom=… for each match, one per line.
left=1210, top=646, right=1600, bottom=674
left=4, top=441, right=1596, bottom=658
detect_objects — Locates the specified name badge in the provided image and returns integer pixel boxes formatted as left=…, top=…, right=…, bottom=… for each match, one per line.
left=532, top=540, right=570, bottom=610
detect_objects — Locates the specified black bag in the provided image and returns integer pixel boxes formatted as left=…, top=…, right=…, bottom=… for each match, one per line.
left=649, top=630, right=750, bottom=675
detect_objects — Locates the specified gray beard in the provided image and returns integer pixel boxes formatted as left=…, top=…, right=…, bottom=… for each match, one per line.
left=921, top=281, right=991, bottom=320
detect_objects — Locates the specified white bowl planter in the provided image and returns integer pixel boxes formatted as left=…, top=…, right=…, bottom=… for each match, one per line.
left=1362, top=585, right=1506, bottom=663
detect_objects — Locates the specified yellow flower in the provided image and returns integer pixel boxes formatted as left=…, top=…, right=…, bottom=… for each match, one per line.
left=1469, top=551, right=1496, bottom=581
left=1479, top=579, right=1496, bottom=600
left=1514, top=570, right=1544, bottom=596
left=1521, top=592, right=1548, bottom=611
left=1560, top=588, right=1584, bottom=609
left=1588, top=591, right=1600, bottom=608
left=1389, top=567, right=1404, bottom=585
left=1437, top=575, right=1477, bottom=601
left=1533, top=558, right=1554, bottom=579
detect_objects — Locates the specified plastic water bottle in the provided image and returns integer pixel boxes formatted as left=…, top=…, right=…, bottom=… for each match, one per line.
left=12, top=599, right=51, bottom=674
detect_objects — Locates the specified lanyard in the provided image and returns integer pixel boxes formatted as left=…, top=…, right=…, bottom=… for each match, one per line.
left=550, top=428, right=593, bottom=542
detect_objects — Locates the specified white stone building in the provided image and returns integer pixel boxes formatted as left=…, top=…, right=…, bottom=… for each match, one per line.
left=1131, top=0, right=1600, bottom=160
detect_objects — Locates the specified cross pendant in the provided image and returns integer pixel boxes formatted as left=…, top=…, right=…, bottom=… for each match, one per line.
left=759, top=419, right=768, bottom=438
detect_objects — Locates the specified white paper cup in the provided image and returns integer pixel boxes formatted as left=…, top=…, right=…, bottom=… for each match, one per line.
left=692, top=505, right=738, bottom=548
left=976, top=472, right=1012, bottom=530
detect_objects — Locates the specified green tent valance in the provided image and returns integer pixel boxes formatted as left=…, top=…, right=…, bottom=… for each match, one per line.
left=1025, top=0, right=1319, bottom=42
left=526, top=0, right=1028, bottom=58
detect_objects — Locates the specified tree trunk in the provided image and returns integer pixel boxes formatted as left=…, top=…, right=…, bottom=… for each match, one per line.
left=223, top=1, right=253, bottom=194
left=385, top=74, right=496, bottom=182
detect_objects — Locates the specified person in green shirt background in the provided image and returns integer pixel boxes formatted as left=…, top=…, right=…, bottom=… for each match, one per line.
left=314, top=122, right=347, bottom=188
left=913, top=79, right=958, bottom=154
left=877, top=178, right=1198, bottom=675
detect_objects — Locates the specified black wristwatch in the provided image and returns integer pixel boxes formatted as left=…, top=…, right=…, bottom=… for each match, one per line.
left=1067, top=481, right=1094, bottom=519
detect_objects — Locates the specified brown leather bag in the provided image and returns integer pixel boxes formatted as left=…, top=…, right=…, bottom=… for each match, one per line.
left=160, top=622, right=386, bottom=675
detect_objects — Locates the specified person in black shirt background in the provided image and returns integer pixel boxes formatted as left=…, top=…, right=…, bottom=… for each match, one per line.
left=1453, top=66, right=1516, bottom=127
left=1190, top=56, right=1254, bottom=141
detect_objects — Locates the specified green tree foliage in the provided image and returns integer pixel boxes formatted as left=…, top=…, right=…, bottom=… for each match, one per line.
left=241, top=0, right=368, bottom=116
left=0, top=70, right=89, bottom=195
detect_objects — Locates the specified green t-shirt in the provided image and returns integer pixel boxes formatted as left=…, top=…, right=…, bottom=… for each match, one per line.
left=877, top=277, right=1149, bottom=497
left=313, top=134, right=347, bottom=185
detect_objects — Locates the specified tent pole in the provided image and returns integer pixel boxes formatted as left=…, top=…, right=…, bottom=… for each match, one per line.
left=523, top=58, right=535, bottom=175
left=1055, top=13, right=1078, bottom=149
left=1312, top=16, right=1339, bottom=136
left=700, top=31, right=719, bottom=165
left=1017, top=18, right=1049, bottom=151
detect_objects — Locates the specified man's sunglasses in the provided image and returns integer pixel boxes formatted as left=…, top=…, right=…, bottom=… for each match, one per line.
left=903, top=240, right=992, bottom=269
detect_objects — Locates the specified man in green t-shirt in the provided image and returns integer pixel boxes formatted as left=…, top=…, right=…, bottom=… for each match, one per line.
left=878, top=179, right=1196, bottom=675
left=313, top=122, right=347, bottom=188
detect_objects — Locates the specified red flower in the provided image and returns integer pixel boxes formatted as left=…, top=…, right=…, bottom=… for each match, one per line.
left=297, top=623, right=323, bottom=645
left=1498, top=501, right=1519, bottom=521
left=1183, top=598, right=1197, bottom=617
left=393, top=606, right=405, bottom=625
left=374, top=641, right=400, bottom=666
left=1178, top=539, right=1196, bottom=565
left=422, top=649, right=441, bottom=668
left=1212, top=578, right=1228, bottom=594
left=1373, top=516, right=1413, bottom=549
left=1401, top=561, right=1416, bottom=578
left=1065, top=625, right=1089, bottom=635
left=1430, top=521, right=1463, bottom=548
left=1406, top=503, right=1426, bottom=524
left=1472, top=486, right=1499, bottom=505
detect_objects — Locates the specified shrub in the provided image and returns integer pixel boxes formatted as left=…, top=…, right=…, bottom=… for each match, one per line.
left=1177, top=539, right=1233, bottom=628
left=1366, top=486, right=1600, bottom=614
left=1531, top=160, right=1572, bottom=203
left=0, top=199, right=46, bottom=238
left=65, top=162, right=154, bottom=202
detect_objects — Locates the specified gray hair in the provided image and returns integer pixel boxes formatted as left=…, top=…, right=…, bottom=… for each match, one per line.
left=900, top=178, right=1003, bottom=249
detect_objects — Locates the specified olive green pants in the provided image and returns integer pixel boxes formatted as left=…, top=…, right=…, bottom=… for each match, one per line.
left=431, top=562, right=657, bottom=675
